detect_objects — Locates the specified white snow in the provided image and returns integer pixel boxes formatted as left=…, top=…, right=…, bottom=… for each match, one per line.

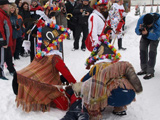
left=1, top=6, right=160, bottom=120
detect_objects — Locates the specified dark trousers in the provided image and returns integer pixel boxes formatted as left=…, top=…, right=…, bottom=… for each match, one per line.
left=61, top=99, right=89, bottom=120
left=0, top=47, right=16, bottom=76
left=14, top=37, right=22, bottom=59
left=108, top=87, right=135, bottom=107
left=30, top=36, right=36, bottom=62
left=74, top=24, right=88, bottom=49
left=5, top=47, right=16, bottom=73
left=140, top=37, right=159, bottom=74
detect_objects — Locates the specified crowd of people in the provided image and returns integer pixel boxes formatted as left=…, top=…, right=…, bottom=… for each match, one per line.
left=1, top=0, right=160, bottom=119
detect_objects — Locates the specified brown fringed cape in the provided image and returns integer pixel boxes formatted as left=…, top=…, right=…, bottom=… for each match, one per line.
left=16, top=55, right=65, bottom=112
left=81, top=61, right=143, bottom=119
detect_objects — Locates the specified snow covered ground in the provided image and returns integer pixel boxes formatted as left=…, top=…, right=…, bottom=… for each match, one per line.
left=1, top=6, right=160, bottom=120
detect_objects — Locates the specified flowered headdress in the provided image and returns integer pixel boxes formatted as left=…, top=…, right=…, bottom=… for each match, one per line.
left=44, top=0, right=61, bottom=11
left=85, top=35, right=121, bottom=69
left=36, top=19, right=69, bottom=59
left=91, top=0, right=108, bottom=9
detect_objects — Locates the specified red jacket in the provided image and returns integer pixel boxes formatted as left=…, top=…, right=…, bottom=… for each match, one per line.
left=30, top=5, right=44, bottom=11
left=0, top=8, right=13, bottom=47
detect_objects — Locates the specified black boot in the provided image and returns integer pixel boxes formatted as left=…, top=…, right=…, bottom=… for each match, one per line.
left=118, top=38, right=126, bottom=50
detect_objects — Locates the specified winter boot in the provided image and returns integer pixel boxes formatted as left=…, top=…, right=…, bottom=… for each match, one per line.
left=143, top=73, right=154, bottom=79
left=118, top=38, right=126, bottom=50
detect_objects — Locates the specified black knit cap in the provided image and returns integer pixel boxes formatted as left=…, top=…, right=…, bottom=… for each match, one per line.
left=0, top=0, right=11, bottom=5
left=143, top=13, right=154, bottom=25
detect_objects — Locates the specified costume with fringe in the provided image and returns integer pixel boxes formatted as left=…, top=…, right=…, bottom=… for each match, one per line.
left=81, top=61, right=143, bottom=119
left=16, top=54, right=76, bottom=112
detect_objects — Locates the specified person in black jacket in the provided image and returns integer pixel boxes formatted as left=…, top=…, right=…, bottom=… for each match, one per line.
left=72, top=0, right=93, bottom=51
left=19, top=1, right=31, bottom=56
left=65, top=0, right=78, bottom=40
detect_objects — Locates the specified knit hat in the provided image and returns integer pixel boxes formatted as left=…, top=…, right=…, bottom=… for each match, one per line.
left=90, top=0, right=108, bottom=9
left=143, top=14, right=154, bottom=25
left=0, top=0, right=11, bottom=5
left=85, top=35, right=121, bottom=69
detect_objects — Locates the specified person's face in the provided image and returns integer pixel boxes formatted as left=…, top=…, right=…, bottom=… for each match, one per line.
left=19, top=0, right=22, bottom=7
left=82, top=1, right=89, bottom=5
left=10, top=6, right=16, bottom=13
left=23, top=3, right=28, bottom=11
left=147, top=24, right=153, bottom=28
left=119, top=0, right=123, bottom=5
left=32, top=1, right=37, bottom=7
left=2, top=4, right=9, bottom=12
left=97, top=4, right=108, bottom=19
left=98, top=4, right=107, bottom=13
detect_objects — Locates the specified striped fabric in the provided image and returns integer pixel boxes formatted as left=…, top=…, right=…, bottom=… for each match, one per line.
left=82, top=61, right=142, bottom=119
left=16, top=55, right=64, bottom=112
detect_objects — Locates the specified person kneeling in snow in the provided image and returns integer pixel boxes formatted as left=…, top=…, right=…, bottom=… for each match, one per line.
left=12, top=21, right=77, bottom=112
left=71, top=37, right=143, bottom=119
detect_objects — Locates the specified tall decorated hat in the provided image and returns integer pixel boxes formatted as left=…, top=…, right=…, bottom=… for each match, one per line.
left=90, top=0, right=108, bottom=9
left=36, top=19, right=69, bottom=59
left=85, top=35, right=121, bottom=69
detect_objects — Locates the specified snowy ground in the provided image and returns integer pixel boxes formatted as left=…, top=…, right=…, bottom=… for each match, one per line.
left=1, top=6, right=160, bottom=120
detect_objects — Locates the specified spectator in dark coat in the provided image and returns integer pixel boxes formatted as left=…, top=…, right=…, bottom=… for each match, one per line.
left=18, top=1, right=31, bottom=56
left=29, top=0, right=44, bottom=62
left=65, top=0, right=78, bottom=40
left=72, top=0, right=93, bottom=51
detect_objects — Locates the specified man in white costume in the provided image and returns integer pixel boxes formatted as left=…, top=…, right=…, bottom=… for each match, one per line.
left=86, top=0, right=108, bottom=51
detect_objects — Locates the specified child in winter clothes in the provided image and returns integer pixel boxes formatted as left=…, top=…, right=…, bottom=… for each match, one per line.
left=109, top=0, right=127, bottom=50
left=0, top=0, right=16, bottom=80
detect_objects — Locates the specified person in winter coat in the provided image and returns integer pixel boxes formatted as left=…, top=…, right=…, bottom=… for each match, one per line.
left=109, top=0, right=127, bottom=50
left=72, top=0, right=93, bottom=51
left=0, top=0, right=16, bottom=80
left=65, top=0, right=78, bottom=40
left=135, top=13, right=160, bottom=79
left=9, top=3, right=20, bottom=57
left=28, top=0, right=44, bottom=62
left=18, top=1, right=31, bottom=56
left=14, top=7, right=25, bottom=60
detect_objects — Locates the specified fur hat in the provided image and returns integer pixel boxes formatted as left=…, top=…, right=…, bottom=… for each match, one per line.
left=0, top=0, right=11, bottom=5
left=90, top=0, right=108, bottom=8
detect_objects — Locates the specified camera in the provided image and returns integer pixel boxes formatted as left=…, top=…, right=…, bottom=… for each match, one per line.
left=140, top=23, right=147, bottom=31
left=82, top=9, right=87, bottom=16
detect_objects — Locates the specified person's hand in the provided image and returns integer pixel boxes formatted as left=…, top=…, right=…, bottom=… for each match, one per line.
left=116, top=31, right=120, bottom=34
left=3, top=45, right=8, bottom=48
left=80, top=9, right=83, bottom=13
left=142, top=28, right=148, bottom=35
left=85, top=12, right=90, bottom=16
